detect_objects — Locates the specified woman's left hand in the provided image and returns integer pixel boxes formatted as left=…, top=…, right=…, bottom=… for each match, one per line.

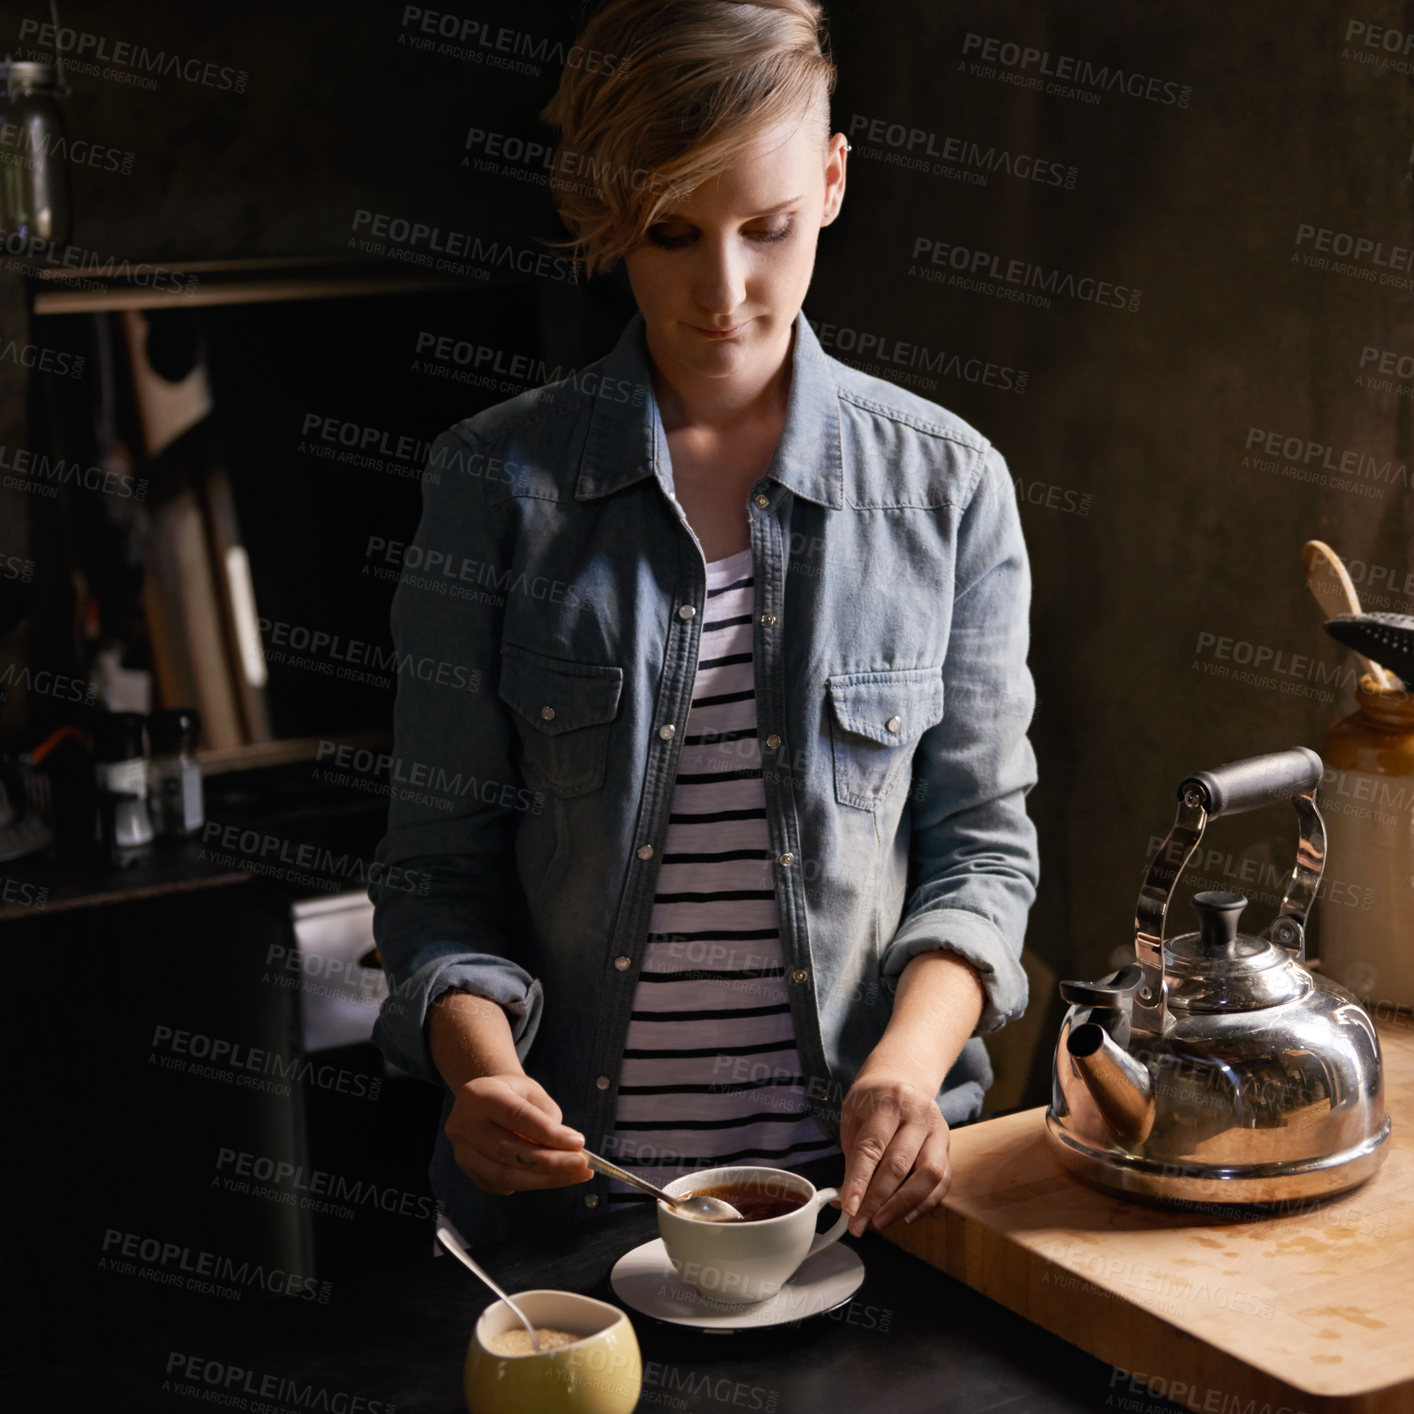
left=836, top=1070, right=952, bottom=1236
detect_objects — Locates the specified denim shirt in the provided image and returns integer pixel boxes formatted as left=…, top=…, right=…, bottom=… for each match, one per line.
left=368, top=306, right=1039, bottom=1239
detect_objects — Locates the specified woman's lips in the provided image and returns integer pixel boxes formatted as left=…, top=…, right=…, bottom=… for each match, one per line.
left=693, top=321, right=747, bottom=339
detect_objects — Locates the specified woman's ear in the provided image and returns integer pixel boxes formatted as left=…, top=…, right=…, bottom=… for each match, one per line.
left=821, top=132, right=848, bottom=226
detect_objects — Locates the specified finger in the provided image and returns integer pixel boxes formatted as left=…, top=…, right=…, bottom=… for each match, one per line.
left=852, top=1121, right=928, bottom=1236
left=495, top=1088, right=583, bottom=1150
left=515, top=1081, right=564, bottom=1127
left=869, top=1132, right=950, bottom=1231
left=476, top=1155, right=594, bottom=1192
left=838, top=1106, right=901, bottom=1224
left=487, top=1129, right=595, bottom=1178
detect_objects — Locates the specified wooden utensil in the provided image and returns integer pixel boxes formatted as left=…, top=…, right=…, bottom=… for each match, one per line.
left=1302, top=540, right=1398, bottom=689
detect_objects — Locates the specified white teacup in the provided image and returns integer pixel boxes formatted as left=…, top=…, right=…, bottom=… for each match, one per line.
left=657, top=1165, right=849, bottom=1305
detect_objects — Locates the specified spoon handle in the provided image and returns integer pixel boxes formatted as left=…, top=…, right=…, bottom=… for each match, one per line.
left=435, top=1214, right=542, bottom=1353
left=581, top=1147, right=675, bottom=1204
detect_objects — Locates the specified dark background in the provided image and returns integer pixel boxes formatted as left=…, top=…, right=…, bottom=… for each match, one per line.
left=1, top=0, right=1410, bottom=1394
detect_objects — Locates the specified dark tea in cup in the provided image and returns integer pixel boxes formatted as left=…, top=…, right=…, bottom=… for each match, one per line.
left=680, top=1177, right=808, bottom=1222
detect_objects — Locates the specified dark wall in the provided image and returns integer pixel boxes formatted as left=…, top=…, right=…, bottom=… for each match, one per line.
left=5, top=0, right=1412, bottom=1085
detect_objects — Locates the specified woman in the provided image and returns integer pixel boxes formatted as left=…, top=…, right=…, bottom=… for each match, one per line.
left=369, top=0, right=1039, bottom=1245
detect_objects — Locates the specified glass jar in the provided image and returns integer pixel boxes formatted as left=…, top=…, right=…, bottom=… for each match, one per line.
left=92, top=711, right=154, bottom=851
left=148, top=708, right=204, bottom=836
left=1316, top=675, right=1414, bottom=1014
left=0, top=61, right=73, bottom=247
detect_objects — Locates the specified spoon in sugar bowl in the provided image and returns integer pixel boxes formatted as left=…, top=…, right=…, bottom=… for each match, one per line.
left=580, top=1148, right=743, bottom=1221
left=435, top=1214, right=543, bottom=1352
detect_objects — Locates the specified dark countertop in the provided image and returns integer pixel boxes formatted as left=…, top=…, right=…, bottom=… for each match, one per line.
left=10, top=1161, right=1188, bottom=1414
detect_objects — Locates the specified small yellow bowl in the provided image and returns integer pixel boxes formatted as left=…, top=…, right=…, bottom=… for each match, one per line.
left=464, top=1289, right=642, bottom=1414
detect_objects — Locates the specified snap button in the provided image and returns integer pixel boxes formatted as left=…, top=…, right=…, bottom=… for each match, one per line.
left=765, top=733, right=782, bottom=750
left=584, top=1193, right=600, bottom=1207
left=753, top=493, right=770, bottom=508
left=658, top=723, right=676, bottom=740
left=541, top=705, right=556, bottom=721
left=637, top=844, right=654, bottom=859
left=886, top=715, right=902, bottom=732
left=595, top=1074, right=611, bottom=1090
left=791, top=968, right=809, bottom=983
left=613, top=955, right=631, bottom=971
left=760, top=613, right=776, bottom=626
left=678, top=604, right=696, bottom=620
left=778, top=851, right=794, bottom=866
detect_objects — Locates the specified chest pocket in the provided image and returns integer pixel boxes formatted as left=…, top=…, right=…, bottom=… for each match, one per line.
left=826, top=666, right=945, bottom=810
left=498, top=642, right=624, bottom=797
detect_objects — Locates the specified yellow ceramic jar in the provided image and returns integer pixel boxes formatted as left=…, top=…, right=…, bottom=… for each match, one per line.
left=464, top=1289, right=642, bottom=1414
left=1317, top=676, right=1414, bottom=1012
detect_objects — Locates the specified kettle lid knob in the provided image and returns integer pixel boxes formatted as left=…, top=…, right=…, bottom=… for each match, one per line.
left=1192, top=889, right=1247, bottom=958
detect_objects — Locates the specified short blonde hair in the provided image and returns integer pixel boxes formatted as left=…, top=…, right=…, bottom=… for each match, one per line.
left=540, top=0, right=836, bottom=278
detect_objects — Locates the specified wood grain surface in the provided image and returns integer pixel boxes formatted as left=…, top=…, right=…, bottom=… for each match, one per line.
left=884, top=1015, right=1414, bottom=1413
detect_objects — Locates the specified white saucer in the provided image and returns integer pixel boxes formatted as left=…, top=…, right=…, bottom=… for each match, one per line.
left=609, top=1237, right=865, bottom=1332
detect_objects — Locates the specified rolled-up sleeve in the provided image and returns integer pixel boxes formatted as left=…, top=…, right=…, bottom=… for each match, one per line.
left=368, top=427, right=542, bottom=1085
left=878, top=442, right=1040, bottom=1035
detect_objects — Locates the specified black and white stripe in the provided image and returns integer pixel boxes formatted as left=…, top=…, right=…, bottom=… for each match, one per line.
left=606, top=547, right=839, bottom=1206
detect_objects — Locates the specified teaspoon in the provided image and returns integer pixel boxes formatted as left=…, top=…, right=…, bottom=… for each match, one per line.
left=435, top=1213, right=542, bottom=1352
left=580, top=1147, right=743, bottom=1221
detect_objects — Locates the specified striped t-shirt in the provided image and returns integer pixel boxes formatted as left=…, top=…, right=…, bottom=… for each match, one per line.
left=606, top=546, right=840, bottom=1208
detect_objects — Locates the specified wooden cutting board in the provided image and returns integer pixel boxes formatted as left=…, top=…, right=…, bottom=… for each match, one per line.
left=884, top=1015, right=1414, bottom=1413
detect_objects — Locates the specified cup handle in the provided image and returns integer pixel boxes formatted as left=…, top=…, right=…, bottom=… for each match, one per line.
left=806, top=1188, right=851, bottom=1256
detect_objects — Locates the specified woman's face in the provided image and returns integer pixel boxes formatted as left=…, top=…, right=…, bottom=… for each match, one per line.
left=622, top=116, right=847, bottom=393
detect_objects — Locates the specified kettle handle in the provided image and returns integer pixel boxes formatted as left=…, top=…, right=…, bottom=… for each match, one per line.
left=1178, top=746, right=1323, bottom=819
left=1130, top=748, right=1327, bottom=1036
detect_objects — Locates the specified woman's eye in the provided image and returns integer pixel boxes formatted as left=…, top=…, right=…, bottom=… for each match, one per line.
left=646, top=226, right=694, bottom=249
left=644, top=218, right=794, bottom=249
left=748, top=220, right=793, bottom=244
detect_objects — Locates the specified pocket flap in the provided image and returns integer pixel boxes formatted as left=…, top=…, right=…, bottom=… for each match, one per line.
left=498, top=643, right=624, bottom=735
left=826, top=667, right=945, bottom=744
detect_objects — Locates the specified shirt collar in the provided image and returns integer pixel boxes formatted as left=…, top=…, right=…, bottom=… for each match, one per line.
left=574, top=306, right=845, bottom=509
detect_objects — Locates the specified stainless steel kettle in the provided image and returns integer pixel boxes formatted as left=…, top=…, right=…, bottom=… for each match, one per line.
left=1045, top=746, right=1391, bottom=1206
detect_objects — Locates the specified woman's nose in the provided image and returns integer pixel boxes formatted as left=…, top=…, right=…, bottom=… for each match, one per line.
left=692, top=236, right=747, bottom=317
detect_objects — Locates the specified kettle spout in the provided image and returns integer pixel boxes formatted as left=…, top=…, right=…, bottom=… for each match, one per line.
left=1067, top=1022, right=1156, bottom=1149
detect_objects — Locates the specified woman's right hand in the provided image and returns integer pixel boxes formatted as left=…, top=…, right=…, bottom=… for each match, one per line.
left=445, top=1073, right=593, bottom=1195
